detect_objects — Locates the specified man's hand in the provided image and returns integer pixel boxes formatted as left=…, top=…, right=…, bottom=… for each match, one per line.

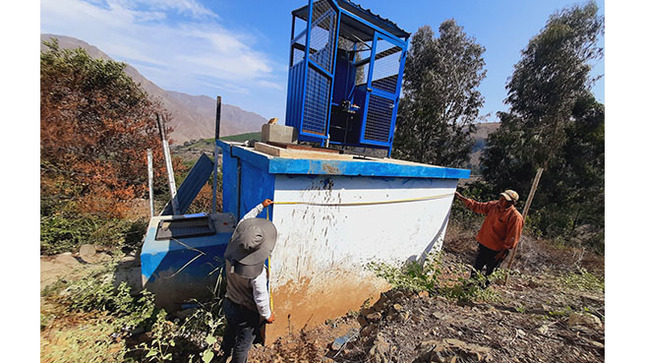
left=454, top=191, right=467, bottom=202
left=495, top=249, right=509, bottom=262
left=262, top=199, right=273, bottom=208
left=265, top=312, right=275, bottom=324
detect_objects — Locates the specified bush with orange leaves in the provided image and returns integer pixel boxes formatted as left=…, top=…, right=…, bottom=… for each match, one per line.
left=40, top=39, right=184, bottom=253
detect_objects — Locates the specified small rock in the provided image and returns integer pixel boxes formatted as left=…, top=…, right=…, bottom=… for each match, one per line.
left=360, top=324, right=377, bottom=337
left=591, top=341, right=604, bottom=349
left=537, top=325, right=549, bottom=334
left=357, top=315, right=368, bottom=326
left=399, top=311, right=410, bottom=321
left=321, top=357, right=335, bottom=363
left=391, top=290, right=405, bottom=301
left=55, top=253, right=80, bottom=266
left=366, top=312, right=382, bottom=322
left=433, top=311, right=451, bottom=320
left=568, top=312, right=603, bottom=330
left=418, top=291, right=429, bottom=299
left=79, top=244, right=96, bottom=258
left=392, top=303, right=403, bottom=312
left=443, top=338, right=466, bottom=347
left=121, top=254, right=137, bottom=263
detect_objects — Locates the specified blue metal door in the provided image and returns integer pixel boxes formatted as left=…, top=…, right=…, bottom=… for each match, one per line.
left=359, top=33, right=407, bottom=150
left=297, top=0, right=339, bottom=144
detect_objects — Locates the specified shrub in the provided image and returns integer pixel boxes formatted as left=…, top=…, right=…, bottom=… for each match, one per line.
left=41, top=214, right=148, bottom=255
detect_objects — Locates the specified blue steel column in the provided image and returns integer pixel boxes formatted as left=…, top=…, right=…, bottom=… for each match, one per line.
left=299, top=0, right=313, bottom=142
left=387, top=36, right=409, bottom=157
left=323, top=0, right=341, bottom=147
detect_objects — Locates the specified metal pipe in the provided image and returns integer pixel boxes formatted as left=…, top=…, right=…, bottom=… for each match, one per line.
left=147, top=149, right=154, bottom=217
left=156, top=113, right=179, bottom=215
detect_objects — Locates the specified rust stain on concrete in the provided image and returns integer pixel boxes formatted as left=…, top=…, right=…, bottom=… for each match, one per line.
left=266, top=273, right=389, bottom=343
left=322, top=163, right=340, bottom=174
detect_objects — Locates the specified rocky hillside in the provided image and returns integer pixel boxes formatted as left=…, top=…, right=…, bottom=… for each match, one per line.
left=40, top=34, right=267, bottom=144
left=248, top=228, right=604, bottom=362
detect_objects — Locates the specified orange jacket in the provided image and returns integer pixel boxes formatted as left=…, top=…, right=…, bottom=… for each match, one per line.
left=463, top=199, right=524, bottom=252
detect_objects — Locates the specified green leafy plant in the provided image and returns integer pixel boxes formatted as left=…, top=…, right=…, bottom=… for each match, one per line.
left=558, top=268, right=604, bottom=292
left=438, top=269, right=501, bottom=303
left=40, top=214, right=148, bottom=255
left=368, top=253, right=442, bottom=292
left=137, top=310, right=176, bottom=362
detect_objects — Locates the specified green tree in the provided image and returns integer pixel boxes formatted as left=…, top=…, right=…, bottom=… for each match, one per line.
left=480, top=2, right=604, bottom=248
left=393, top=19, right=486, bottom=167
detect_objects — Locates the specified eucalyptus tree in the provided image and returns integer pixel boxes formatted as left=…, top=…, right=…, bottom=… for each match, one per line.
left=481, top=2, right=604, bottom=247
left=393, top=19, right=486, bottom=168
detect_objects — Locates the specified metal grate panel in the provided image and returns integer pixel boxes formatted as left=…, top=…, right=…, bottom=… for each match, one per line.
left=308, top=1, right=337, bottom=73
left=372, top=37, right=402, bottom=94
left=155, top=216, right=215, bottom=240
left=302, top=68, right=331, bottom=135
left=364, top=94, right=394, bottom=143
left=291, top=32, right=306, bottom=66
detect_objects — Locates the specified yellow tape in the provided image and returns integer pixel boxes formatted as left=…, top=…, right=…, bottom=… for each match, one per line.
left=271, top=193, right=453, bottom=207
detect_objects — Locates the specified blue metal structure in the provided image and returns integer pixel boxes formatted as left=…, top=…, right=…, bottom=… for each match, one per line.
left=286, top=0, right=410, bottom=156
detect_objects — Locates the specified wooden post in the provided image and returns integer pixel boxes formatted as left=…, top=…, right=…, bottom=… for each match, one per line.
left=147, top=149, right=155, bottom=217
left=504, top=167, right=544, bottom=285
left=156, top=113, right=179, bottom=215
left=213, top=96, right=221, bottom=214
left=215, top=96, right=221, bottom=140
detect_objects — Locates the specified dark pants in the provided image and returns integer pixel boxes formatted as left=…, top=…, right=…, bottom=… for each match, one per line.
left=221, top=298, right=261, bottom=363
left=471, top=243, right=505, bottom=285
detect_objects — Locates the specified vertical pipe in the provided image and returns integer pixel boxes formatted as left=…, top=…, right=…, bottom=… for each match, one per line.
left=215, top=96, right=221, bottom=140
left=156, top=113, right=179, bottom=215
left=213, top=96, right=222, bottom=214
left=147, top=149, right=154, bottom=217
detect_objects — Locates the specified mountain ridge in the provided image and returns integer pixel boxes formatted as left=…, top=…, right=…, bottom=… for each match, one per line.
left=41, top=34, right=268, bottom=144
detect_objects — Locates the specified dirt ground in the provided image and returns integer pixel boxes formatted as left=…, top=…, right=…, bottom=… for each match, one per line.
left=246, top=229, right=604, bottom=362
left=40, top=227, right=604, bottom=362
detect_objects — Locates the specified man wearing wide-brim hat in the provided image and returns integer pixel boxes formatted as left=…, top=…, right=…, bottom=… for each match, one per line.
left=219, top=198, right=277, bottom=362
left=454, top=190, right=524, bottom=287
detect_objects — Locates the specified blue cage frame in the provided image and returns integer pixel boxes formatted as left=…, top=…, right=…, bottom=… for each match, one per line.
left=285, top=0, right=410, bottom=156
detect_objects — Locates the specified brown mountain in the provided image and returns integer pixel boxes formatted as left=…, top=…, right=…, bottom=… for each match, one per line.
left=41, top=34, right=268, bottom=144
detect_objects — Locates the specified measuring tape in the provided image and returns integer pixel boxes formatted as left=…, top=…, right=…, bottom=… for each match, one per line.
left=270, top=193, right=453, bottom=207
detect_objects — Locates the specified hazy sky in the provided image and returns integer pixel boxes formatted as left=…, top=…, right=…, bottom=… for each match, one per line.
left=39, top=0, right=604, bottom=121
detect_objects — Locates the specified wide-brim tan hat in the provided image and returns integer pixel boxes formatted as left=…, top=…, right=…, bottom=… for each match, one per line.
left=500, top=189, right=519, bottom=203
left=224, top=218, right=277, bottom=279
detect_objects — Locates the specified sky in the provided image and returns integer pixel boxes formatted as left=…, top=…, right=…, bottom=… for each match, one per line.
left=39, top=0, right=605, bottom=122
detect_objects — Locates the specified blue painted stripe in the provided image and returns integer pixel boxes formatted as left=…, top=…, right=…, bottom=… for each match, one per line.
left=218, top=141, right=470, bottom=179
left=267, top=158, right=470, bottom=179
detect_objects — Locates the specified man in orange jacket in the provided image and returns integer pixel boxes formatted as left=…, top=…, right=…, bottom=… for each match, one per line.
left=454, top=189, right=524, bottom=287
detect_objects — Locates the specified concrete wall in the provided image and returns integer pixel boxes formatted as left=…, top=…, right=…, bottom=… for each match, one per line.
left=266, top=175, right=457, bottom=341
left=217, top=141, right=469, bottom=341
